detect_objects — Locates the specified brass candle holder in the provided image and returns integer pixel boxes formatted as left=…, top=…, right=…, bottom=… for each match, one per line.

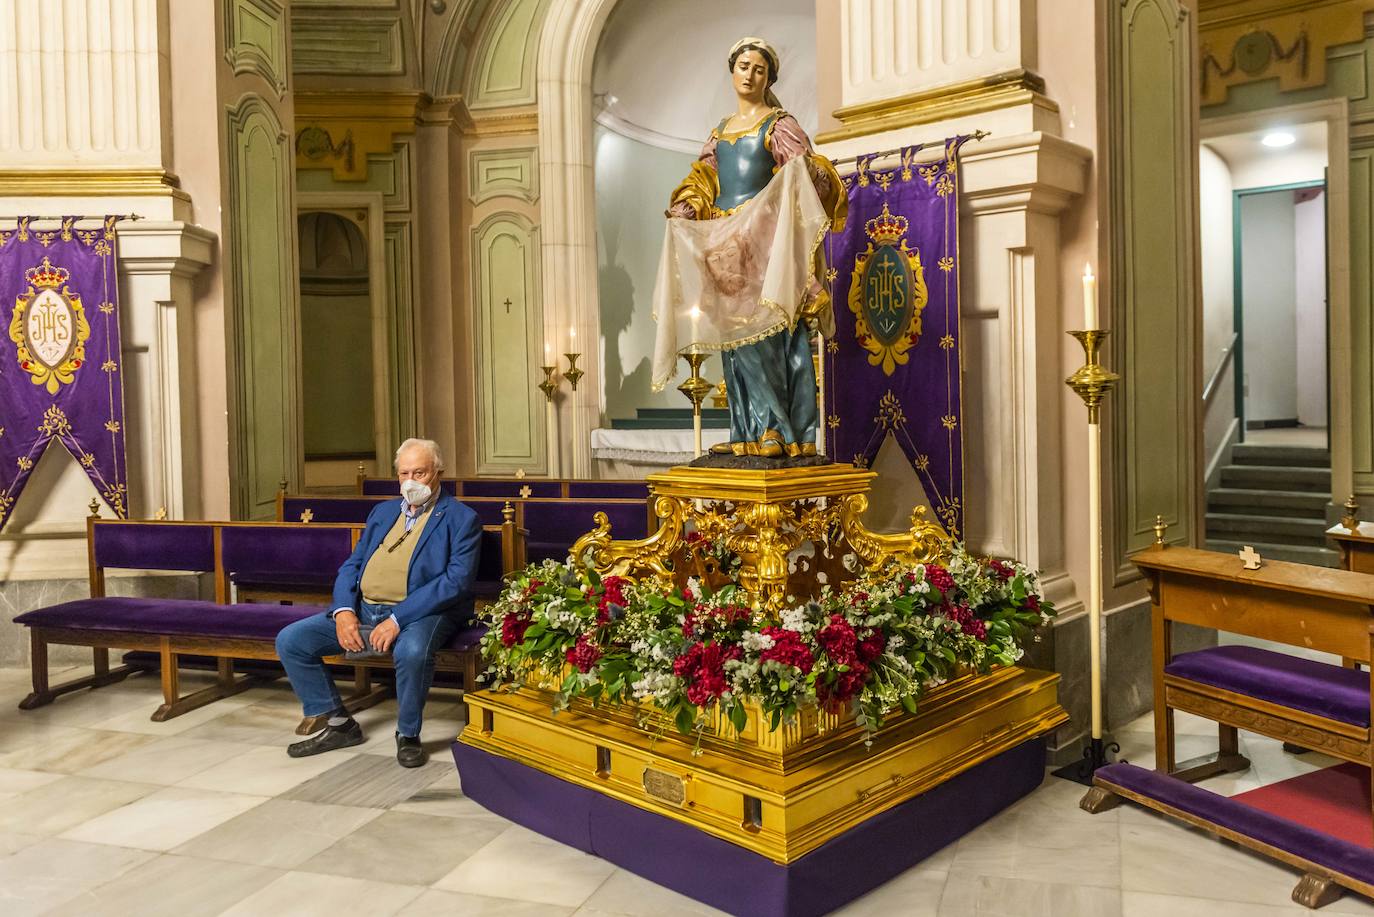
left=678, top=350, right=713, bottom=457
left=1055, top=327, right=1121, bottom=787
left=677, top=351, right=713, bottom=409
left=538, top=365, right=559, bottom=401
left=564, top=353, right=584, bottom=391
left=1342, top=494, right=1361, bottom=531
left=1065, top=330, right=1120, bottom=422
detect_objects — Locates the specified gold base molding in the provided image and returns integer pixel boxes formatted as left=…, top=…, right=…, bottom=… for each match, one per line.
left=0, top=168, right=184, bottom=198
left=461, top=666, right=1067, bottom=863
left=817, top=69, right=1057, bottom=146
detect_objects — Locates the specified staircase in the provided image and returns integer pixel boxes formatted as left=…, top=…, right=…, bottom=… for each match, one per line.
left=1205, top=443, right=1337, bottom=567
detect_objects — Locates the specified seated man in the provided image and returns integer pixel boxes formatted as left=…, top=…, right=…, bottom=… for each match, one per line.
left=276, top=438, right=481, bottom=767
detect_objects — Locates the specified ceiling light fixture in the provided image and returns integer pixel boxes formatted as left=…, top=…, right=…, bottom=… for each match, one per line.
left=1261, top=131, right=1296, bottom=148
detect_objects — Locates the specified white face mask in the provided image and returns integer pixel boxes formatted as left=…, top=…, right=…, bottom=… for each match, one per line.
left=400, top=479, right=432, bottom=507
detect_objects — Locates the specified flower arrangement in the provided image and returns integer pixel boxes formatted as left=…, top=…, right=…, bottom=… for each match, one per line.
left=478, top=541, right=1052, bottom=741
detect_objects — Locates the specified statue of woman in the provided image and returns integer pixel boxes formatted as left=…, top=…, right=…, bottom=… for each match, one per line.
left=651, top=37, right=846, bottom=461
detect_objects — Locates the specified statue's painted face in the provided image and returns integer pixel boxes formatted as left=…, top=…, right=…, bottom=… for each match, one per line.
left=732, top=49, right=770, bottom=105
left=705, top=233, right=755, bottom=298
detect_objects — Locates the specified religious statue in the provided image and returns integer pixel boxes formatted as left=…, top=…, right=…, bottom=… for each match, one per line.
left=651, top=37, right=847, bottom=462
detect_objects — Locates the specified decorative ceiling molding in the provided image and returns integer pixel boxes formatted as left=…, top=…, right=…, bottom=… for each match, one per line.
left=1198, top=0, right=1374, bottom=105
left=291, top=12, right=406, bottom=76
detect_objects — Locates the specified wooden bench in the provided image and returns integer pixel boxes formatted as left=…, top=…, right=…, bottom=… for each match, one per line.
left=17, top=517, right=362, bottom=720
left=1082, top=544, right=1374, bottom=908
left=1132, top=545, right=1374, bottom=789
left=15, top=515, right=522, bottom=728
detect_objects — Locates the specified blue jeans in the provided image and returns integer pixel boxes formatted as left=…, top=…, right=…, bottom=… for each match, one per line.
left=275, top=603, right=457, bottom=737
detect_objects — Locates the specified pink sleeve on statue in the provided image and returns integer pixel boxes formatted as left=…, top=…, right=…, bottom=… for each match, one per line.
left=769, top=114, right=833, bottom=202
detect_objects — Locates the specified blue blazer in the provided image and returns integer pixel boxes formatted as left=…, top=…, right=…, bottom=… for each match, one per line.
left=331, top=494, right=482, bottom=627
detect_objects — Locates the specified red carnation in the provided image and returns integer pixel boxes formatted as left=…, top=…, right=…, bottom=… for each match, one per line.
left=673, top=642, right=739, bottom=706
left=817, top=664, right=869, bottom=710
left=500, top=612, right=532, bottom=647
left=759, top=627, right=814, bottom=673
left=1025, top=593, right=1041, bottom=613
left=856, top=630, right=887, bottom=664
left=989, top=559, right=1015, bottom=580
left=925, top=564, right=956, bottom=595
left=566, top=633, right=602, bottom=673
left=817, top=614, right=859, bottom=666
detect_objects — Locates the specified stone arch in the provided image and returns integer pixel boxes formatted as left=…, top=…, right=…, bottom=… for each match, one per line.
left=535, top=0, right=620, bottom=477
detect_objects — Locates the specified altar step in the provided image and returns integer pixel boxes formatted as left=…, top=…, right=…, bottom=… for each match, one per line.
left=609, top=407, right=730, bottom=430
left=1205, top=443, right=1337, bottom=568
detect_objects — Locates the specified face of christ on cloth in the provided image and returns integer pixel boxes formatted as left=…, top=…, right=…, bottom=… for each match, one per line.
left=705, top=231, right=756, bottom=298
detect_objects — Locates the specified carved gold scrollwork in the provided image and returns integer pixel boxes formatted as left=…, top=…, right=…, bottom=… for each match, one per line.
left=570, top=468, right=952, bottom=614
left=839, top=493, right=949, bottom=572
left=570, top=495, right=686, bottom=580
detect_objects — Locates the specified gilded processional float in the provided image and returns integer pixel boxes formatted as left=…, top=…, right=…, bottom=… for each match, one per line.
left=454, top=38, right=1067, bottom=917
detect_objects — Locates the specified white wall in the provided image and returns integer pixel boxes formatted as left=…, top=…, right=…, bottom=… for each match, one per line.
left=1230, top=148, right=1326, bottom=192
left=1294, top=192, right=1328, bottom=427
left=1240, top=190, right=1299, bottom=422
left=1199, top=146, right=1238, bottom=467
left=593, top=125, right=717, bottom=419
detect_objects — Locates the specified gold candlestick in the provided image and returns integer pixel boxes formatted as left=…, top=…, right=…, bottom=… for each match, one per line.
left=1066, top=330, right=1120, bottom=423
left=538, top=365, right=559, bottom=401
left=1057, top=328, right=1120, bottom=784
left=563, top=353, right=584, bottom=391
left=1342, top=494, right=1361, bottom=530
left=678, top=351, right=712, bottom=457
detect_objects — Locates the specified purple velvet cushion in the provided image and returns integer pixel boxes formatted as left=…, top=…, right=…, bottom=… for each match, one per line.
left=566, top=481, right=649, bottom=499
left=220, top=526, right=354, bottom=578
left=1165, top=645, right=1370, bottom=727
left=281, top=498, right=386, bottom=524
left=93, top=523, right=216, bottom=572
left=15, top=596, right=322, bottom=641
left=1098, top=763, right=1374, bottom=882
left=443, top=623, right=487, bottom=652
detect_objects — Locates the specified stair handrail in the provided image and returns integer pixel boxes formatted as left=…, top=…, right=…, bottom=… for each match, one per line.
left=1202, top=332, right=1240, bottom=406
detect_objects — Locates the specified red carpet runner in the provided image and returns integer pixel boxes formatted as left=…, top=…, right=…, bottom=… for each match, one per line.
left=1234, top=763, right=1373, bottom=848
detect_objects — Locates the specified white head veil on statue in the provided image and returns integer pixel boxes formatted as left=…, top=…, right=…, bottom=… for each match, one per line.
left=729, top=36, right=783, bottom=110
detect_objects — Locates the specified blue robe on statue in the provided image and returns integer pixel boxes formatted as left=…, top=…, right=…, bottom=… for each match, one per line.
left=665, top=109, right=843, bottom=459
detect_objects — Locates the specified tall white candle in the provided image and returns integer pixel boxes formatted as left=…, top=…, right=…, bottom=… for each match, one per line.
left=688, top=305, right=701, bottom=349
left=569, top=325, right=576, bottom=350
left=1082, top=263, right=1098, bottom=330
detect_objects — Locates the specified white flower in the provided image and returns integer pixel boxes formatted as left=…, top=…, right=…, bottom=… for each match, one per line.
left=686, top=576, right=702, bottom=596
left=741, top=631, right=776, bottom=653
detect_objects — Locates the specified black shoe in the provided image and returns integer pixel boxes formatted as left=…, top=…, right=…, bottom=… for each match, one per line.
left=396, top=733, right=427, bottom=768
left=288, top=719, right=364, bottom=758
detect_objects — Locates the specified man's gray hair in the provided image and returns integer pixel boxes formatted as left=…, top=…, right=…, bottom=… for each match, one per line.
left=394, top=438, right=444, bottom=471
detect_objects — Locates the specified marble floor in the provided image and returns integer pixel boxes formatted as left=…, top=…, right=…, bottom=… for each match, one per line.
left=0, top=665, right=1371, bottom=917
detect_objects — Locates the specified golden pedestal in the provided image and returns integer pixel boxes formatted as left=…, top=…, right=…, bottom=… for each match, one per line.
left=461, top=666, right=1065, bottom=863
left=460, top=462, right=1068, bottom=865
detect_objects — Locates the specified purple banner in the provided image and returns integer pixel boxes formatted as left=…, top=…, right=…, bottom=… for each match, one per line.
left=824, top=139, right=967, bottom=538
left=0, top=216, right=128, bottom=530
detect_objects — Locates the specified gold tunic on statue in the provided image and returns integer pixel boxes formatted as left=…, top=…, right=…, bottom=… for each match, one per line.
left=359, top=506, right=432, bottom=605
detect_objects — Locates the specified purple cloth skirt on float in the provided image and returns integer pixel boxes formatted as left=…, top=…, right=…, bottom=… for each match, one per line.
left=453, top=736, right=1048, bottom=917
